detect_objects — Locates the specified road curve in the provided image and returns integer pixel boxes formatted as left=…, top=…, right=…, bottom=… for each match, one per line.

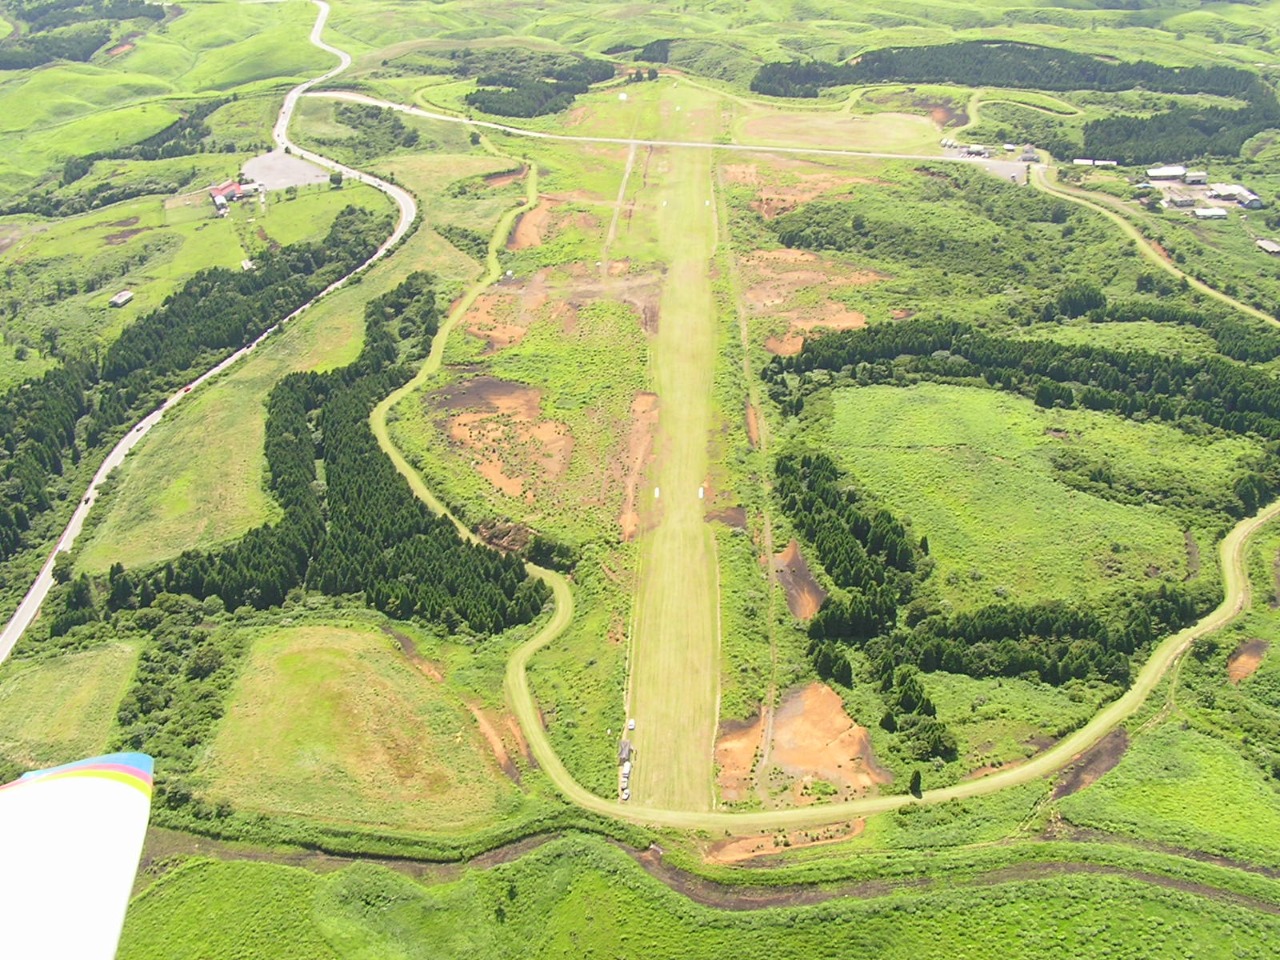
left=0, top=0, right=416, bottom=667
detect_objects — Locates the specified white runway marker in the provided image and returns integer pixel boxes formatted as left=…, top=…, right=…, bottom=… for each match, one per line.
left=654, top=487, right=660, bottom=499
left=698, top=486, right=704, bottom=499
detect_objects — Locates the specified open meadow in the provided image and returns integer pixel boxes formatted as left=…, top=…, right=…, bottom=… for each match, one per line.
left=199, top=623, right=525, bottom=832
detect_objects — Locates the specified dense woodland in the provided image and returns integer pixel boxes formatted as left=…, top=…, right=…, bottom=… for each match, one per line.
left=777, top=451, right=1210, bottom=747
left=88, top=271, right=547, bottom=632
left=390, top=48, right=616, bottom=118
left=0, top=206, right=386, bottom=581
left=0, top=0, right=163, bottom=69
left=753, top=41, right=1280, bottom=163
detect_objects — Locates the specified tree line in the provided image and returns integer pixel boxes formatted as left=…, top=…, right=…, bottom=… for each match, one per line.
left=751, top=41, right=1280, bottom=163
left=0, top=206, right=386, bottom=578
left=86, top=271, right=548, bottom=634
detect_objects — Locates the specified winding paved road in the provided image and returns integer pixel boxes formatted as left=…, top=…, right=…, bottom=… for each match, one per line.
left=0, top=0, right=416, bottom=667
left=4, top=1, right=1277, bottom=836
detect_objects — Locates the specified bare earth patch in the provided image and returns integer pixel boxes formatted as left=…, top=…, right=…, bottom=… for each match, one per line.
left=619, top=392, right=659, bottom=541
left=753, top=683, right=891, bottom=807
left=433, top=375, right=572, bottom=501
left=741, top=248, right=879, bottom=355
left=507, top=198, right=559, bottom=250
left=1052, top=728, right=1128, bottom=800
left=706, top=820, right=865, bottom=864
left=715, top=711, right=765, bottom=803
left=465, top=270, right=550, bottom=352
left=1228, top=640, right=1270, bottom=684
left=484, top=165, right=527, bottom=189
left=773, top=539, right=826, bottom=620
left=104, top=227, right=149, bottom=245
left=745, top=401, right=760, bottom=448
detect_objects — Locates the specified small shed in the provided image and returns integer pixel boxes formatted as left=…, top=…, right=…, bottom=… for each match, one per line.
left=1166, top=189, right=1195, bottom=208
left=1183, top=171, right=1208, bottom=184
left=1192, top=207, right=1228, bottom=220
left=618, top=739, right=632, bottom=763
left=1258, top=239, right=1280, bottom=255
left=1147, top=165, right=1186, bottom=180
left=108, top=290, right=133, bottom=308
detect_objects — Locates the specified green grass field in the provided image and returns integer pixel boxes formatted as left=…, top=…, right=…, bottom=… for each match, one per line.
left=119, top=834, right=1280, bottom=959
left=0, top=642, right=138, bottom=768
left=199, top=624, right=522, bottom=831
left=820, top=382, right=1240, bottom=609
left=1058, top=722, right=1280, bottom=865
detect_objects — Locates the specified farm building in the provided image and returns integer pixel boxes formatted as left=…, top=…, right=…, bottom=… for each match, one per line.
left=208, top=180, right=258, bottom=215
left=1258, top=239, right=1280, bottom=255
left=1208, top=184, right=1263, bottom=208
left=108, top=290, right=133, bottom=308
left=1147, top=165, right=1186, bottom=180
left=1165, top=189, right=1195, bottom=208
left=1183, top=171, right=1208, bottom=184
left=1193, top=207, right=1228, bottom=220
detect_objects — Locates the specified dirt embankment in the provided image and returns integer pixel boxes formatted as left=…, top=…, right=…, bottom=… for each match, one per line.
left=1228, top=640, right=1269, bottom=684
left=619, top=392, right=659, bottom=541
left=1052, top=728, right=1128, bottom=800
left=773, top=539, right=826, bottom=620
left=705, top=820, right=865, bottom=864
left=745, top=402, right=760, bottom=448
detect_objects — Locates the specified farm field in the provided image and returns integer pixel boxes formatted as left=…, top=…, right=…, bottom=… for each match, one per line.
left=199, top=623, right=525, bottom=831
left=820, top=382, right=1238, bottom=610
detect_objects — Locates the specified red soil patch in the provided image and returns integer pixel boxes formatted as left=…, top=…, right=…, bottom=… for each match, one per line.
left=1052, top=728, right=1128, bottom=800
left=706, top=820, right=865, bottom=864
left=964, top=759, right=1024, bottom=781
left=773, top=539, right=826, bottom=620
left=1228, top=640, right=1269, bottom=684
left=104, top=227, right=148, bottom=245
left=484, top=165, right=527, bottom=189
left=721, top=163, right=761, bottom=186
left=433, top=376, right=572, bottom=502
left=765, top=683, right=891, bottom=805
left=745, top=402, right=760, bottom=448
left=507, top=198, right=560, bottom=250
left=891, top=308, right=915, bottom=320
left=619, top=392, right=659, bottom=541
left=715, top=710, right=765, bottom=803
left=107, top=41, right=135, bottom=56
left=382, top=624, right=445, bottom=682
left=742, top=248, right=878, bottom=354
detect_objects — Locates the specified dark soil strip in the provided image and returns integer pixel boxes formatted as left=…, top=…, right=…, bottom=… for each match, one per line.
left=1052, top=728, right=1128, bottom=800
left=1184, top=530, right=1201, bottom=582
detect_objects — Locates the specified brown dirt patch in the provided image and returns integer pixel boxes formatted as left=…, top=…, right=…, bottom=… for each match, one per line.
left=619, top=392, right=659, bottom=541
left=484, top=165, right=526, bottom=189
left=707, top=505, right=747, bottom=530
left=742, top=248, right=878, bottom=354
left=465, top=270, right=550, bottom=353
left=715, top=711, right=765, bottom=803
left=108, top=216, right=140, bottom=227
left=891, top=308, right=915, bottom=320
left=773, top=539, right=826, bottom=620
left=468, top=704, right=521, bottom=784
left=433, top=376, right=572, bottom=502
left=721, top=163, right=761, bottom=186
left=745, top=402, right=760, bottom=448
left=1185, top=530, right=1202, bottom=582
left=1052, top=728, right=1128, bottom=800
left=107, top=41, right=135, bottom=56
left=765, top=333, right=803, bottom=356
left=382, top=624, right=445, bottom=682
left=507, top=197, right=560, bottom=250
left=964, top=759, right=1023, bottom=781
left=706, top=820, right=865, bottom=864
left=1228, top=640, right=1269, bottom=684
left=104, top=227, right=148, bottom=245
left=765, top=683, right=892, bottom=804
left=750, top=173, right=856, bottom=219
